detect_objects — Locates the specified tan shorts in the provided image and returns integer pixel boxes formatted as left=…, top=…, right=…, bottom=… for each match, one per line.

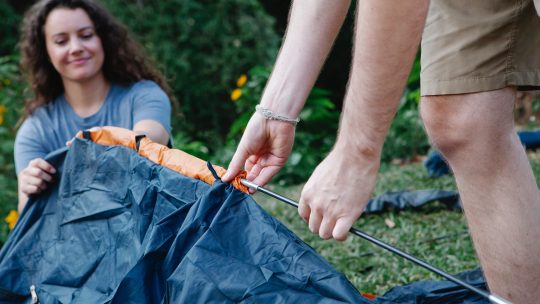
left=421, top=0, right=540, bottom=96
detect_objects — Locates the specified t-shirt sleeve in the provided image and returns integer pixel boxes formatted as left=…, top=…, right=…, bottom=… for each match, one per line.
left=131, top=81, right=172, bottom=135
left=14, top=117, right=49, bottom=175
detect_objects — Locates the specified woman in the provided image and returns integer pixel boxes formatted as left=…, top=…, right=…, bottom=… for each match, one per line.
left=15, top=0, right=173, bottom=212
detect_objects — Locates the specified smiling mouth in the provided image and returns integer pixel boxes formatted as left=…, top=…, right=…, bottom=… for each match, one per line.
left=70, top=58, right=90, bottom=65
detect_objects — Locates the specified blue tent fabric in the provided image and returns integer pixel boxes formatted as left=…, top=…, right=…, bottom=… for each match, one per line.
left=424, top=129, right=540, bottom=177
left=364, top=189, right=460, bottom=213
left=518, top=129, right=540, bottom=149
left=376, top=269, right=488, bottom=304
left=0, top=138, right=368, bottom=303
left=423, top=151, right=451, bottom=178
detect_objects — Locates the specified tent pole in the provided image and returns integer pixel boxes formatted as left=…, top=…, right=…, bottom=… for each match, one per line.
left=240, top=179, right=511, bottom=304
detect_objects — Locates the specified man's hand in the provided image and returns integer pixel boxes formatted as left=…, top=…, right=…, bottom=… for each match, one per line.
left=222, top=114, right=295, bottom=189
left=299, top=145, right=380, bottom=241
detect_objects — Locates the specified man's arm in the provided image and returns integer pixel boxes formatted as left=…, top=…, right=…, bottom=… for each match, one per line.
left=299, top=0, right=430, bottom=240
left=223, top=0, right=351, bottom=185
left=258, top=0, right=351, bottom=117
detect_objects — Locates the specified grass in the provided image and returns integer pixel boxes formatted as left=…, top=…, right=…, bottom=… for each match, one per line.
left=253, top=151, right=540, bottom=296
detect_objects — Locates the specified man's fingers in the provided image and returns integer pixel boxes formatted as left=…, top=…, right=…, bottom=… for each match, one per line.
left=298, top=200, right=310, bottom=222
left=223, top=148, right=249, bottom=182
left=319, top=215, right=337, bottom=240
left=246, top=163, right=262, bottom=181
left=308, top=210, right=323, bottom=235
left=245, top=155, right=258, bottom=174
left=333, top=217, right=357, bottom=241
left=250, top=165, right=280, bottom=188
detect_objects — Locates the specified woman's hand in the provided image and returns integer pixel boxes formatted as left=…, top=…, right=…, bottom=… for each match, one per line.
left=18, top=158, right=56, bottom=212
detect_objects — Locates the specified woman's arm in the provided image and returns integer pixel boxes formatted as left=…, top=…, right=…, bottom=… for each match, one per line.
left=133, top=119, right=169, bottom=145
left=132, top=81, right=172, bottom=146
left=15, top=118, right=55, bottom=213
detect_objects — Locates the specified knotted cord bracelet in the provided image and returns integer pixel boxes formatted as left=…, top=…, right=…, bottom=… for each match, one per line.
left=255, top=104, right=300, bottom=126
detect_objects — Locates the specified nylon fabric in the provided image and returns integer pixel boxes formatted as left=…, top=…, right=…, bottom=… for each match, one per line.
left=376, top=269, right=488, bottom=303
left=0, top=138, right=367, bottom=303
left=75, top=126, right=249, bottom=193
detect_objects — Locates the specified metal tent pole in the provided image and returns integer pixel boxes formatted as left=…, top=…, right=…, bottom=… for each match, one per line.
left=240, top=179, right=511, bottom=304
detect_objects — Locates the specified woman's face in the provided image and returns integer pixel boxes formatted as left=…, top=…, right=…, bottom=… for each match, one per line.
left=44, top=7, right=105, bottom=83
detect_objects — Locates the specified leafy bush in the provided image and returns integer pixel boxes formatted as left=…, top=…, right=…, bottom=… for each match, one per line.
left=0, top=1, right=21, bottom=56
left=0, top=55, right=25, bottom=245
left=101, top=0, right=280, bottom=142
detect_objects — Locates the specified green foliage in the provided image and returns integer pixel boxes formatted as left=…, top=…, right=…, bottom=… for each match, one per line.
left=0, top=0, right=21, bottom=56
left=172, top=131, right=211, bottom=160
left=0, top=55, right=25, bottom=245
left=101, top=0, right=280, bottom=142
left=382, top=57, right=430, bottom=163
left=221, top=66, right=340, bottom=184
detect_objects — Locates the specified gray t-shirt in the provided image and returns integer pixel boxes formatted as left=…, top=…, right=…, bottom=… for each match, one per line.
left=14, top=80, right=172, bottom=174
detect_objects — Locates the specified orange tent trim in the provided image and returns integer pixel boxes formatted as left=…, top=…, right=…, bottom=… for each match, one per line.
left=76, top=126, right=249, bottom=193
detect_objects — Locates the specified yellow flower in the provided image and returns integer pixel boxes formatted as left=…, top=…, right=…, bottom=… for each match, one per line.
left=5, top=210, right=18, bottom=230
left=236, top=74, right=247, bottom=87
left=231, top=89, right=242, bottom=102
left=0, top=105, right=6, bottom=126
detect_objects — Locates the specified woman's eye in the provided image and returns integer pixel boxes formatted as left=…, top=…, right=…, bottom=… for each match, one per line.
left=81, top=33, right=94, bottom=40
left=54, top=40, right=67, bottom=45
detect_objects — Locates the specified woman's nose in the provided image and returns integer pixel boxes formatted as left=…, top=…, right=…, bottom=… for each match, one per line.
left=69, top=38, right=84, bottom=55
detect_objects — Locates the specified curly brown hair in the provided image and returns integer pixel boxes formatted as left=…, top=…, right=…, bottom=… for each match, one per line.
left=19, top=0, right=172, bottom=114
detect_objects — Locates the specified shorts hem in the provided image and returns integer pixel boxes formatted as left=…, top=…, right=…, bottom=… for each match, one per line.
left=421, top=71, right=540, bottom=96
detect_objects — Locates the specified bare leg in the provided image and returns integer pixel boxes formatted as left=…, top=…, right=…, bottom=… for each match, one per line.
left=421, top=87, right=540, bottom=303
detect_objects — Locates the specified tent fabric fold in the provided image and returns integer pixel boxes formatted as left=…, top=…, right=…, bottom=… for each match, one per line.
left=364, top=189, right=460, bottom=213
left=376, top=269, right=488, bottom=304
left=0, top=137, right=368, bottom=303
left=76, top=126, right=249, bottom=193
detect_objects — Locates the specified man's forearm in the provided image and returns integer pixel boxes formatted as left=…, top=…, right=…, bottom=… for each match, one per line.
left=337, top=0, right=429, bottom=155
left=260, top=0, right=351, bottom=117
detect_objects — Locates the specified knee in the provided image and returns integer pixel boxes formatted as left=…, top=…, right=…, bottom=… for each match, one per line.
left=420, top=96, right=474, bottom=158
left=420, top=93, right=515, bottom=159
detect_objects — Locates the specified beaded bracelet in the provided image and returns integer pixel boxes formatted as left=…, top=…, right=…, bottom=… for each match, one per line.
left=255, top=104, right=300, bottom=126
